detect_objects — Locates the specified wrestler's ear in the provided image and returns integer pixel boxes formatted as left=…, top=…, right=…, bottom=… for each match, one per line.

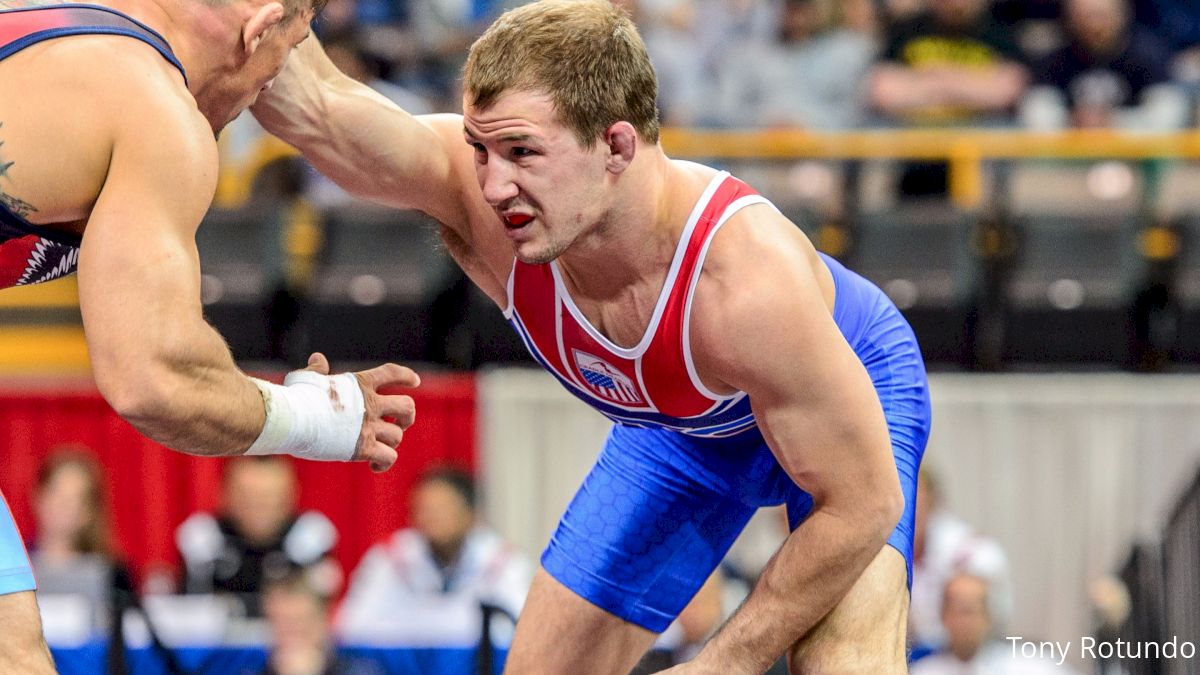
left=603, top=122, right=637, bottom=175
left=243, top=2, right=286, bottom=55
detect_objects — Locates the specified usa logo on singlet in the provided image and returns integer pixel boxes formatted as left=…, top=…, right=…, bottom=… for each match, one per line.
left=573, top=350, right=644, bottom=406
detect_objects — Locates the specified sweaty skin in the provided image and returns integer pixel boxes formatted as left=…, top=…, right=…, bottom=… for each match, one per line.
left=254, top=35, right=906, bottom=674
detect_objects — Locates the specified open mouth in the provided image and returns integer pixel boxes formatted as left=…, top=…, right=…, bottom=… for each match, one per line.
left=503, top=213, right=534, bottom=229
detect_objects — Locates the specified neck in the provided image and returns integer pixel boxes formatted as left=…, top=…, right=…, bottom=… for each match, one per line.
left=556, top=148, right=677, bottom=299
left=431, top=539, right=465, bottom=569
left=104, top=0, right=240, bottom=119
left=38, top=532, right=80, bottom=562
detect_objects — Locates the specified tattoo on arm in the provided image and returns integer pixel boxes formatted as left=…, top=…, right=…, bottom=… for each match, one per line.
left=0, top=123, right=38, bottom=218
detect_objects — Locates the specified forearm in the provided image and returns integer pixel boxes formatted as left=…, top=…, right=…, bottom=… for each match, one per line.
left=693, top=508, right=890, bottom=673
left=939, top=67, right=1027, bottom=111
left=869, top=69, right=949, bottom=114
left=99, top=316, right=264, bottom=457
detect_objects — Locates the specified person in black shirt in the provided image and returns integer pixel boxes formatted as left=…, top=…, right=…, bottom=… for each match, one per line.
left=868, top=0, right=1030, bottom=195
left=1023, top=0, right=1187, bottom=130
left=176, top=457, right=340, bottom=617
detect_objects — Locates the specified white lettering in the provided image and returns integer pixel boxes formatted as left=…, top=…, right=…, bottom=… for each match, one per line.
left=1081, top=636, right=1096, bottom=658
left=1182, top=641, right=1195, bottom=659
left=1056, top=641, right=1071, bottom=666
left=1007, top=636, right=1023, bottom=658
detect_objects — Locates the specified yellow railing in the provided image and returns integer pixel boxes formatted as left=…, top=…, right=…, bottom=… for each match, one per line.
left=213, top=127, right=1200, bottom=211
left=6, top=127, right=1198, bottom=372
left=660, top=128, right=1200, bottom=210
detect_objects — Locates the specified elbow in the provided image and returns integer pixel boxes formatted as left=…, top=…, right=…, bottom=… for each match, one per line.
left=866, top=475, right=905, bottom=548
left=95, top=363, right=182, bottom=444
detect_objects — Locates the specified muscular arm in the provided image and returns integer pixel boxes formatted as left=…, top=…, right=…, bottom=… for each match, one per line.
left=252, top=37, right=466, bottom=225
left=687, top=208, right=902, bottom=672
left=77, top=68, right=267, bottom=456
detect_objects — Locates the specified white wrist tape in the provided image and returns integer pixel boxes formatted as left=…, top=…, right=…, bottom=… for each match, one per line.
left=244, top=371, right=366, bottom=461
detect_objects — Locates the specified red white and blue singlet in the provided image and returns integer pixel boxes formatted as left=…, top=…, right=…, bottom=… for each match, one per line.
left=515, top=168, right=932, bottom=633
left=0, top=4, right=185, bottom=289
left=504, top=171, right=768, bottom=438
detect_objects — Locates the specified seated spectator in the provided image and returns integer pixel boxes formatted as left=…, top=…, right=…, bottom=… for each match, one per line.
left=714, top=0, right=879, bottom=130
left=261, top=571, right=383, bottom=675
left=1021, top=0, right=1189, bottom=130
left=909, top=465, right=1011, bottom=659
left=28, top=448, right=134, bottom=640
left=870, top=0, right=1028, bottom=124
left=176, top=456, right=340, bottom=617
left=911, top=573, right=1080, bottom=674
left=336, top=467, right=532, bottom=645
left=868, top=0, right=1030, bottom=195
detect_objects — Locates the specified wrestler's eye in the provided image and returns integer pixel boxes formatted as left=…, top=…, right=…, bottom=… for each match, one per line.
left=511, top=147, right=535, bottom=158
left=470, top=143, right=487, bottom=159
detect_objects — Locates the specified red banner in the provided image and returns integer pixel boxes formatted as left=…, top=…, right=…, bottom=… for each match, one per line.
left=0, top=374, right=477, bottom=586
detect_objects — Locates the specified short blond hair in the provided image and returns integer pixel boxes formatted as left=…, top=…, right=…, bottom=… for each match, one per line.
left=463, top=0, right=660, bottom=149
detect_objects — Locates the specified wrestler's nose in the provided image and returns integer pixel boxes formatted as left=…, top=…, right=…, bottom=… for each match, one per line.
left=480, top=160, right=519, bottom=206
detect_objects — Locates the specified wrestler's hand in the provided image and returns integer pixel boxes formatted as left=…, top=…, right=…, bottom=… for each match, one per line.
left=303, top=352, right=420, bottom=473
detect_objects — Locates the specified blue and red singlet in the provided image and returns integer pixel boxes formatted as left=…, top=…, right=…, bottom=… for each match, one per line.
left=506, top=169, right=932, bottom=631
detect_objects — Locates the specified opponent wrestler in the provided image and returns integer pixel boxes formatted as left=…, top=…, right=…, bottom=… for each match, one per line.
left=254, top=1, right=929, bottom=671
left=0, top=0, right=418, bottom=671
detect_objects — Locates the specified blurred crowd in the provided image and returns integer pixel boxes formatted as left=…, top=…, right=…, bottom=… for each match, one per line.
left=25, top=445, right=1140, bottom=671
left=299, top=0, right=1200, bottom=135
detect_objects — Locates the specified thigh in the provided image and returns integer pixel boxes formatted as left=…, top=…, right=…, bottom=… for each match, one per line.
left=506, top=568, right=658, bottom=675
left=0, top=591, right=54, bottom=674
left=787, top=546, right=909, bottom=674
left=0, top=493, right=51, bottom=673
left=531, top=426, right=759, bottom=660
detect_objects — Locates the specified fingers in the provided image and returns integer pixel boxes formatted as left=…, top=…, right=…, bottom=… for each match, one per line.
left=304, top=352, right=331, bottom=375
left=374, top=394, right=416, bottom=429
left=361, top=441, right=398, bottom=473
left=356, top=363, right=421, bottom=391
left=374, top=421, right=404, bottom=449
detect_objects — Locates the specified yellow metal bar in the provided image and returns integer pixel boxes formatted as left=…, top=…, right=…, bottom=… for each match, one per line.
left=948, top=141, right=984, bottom=210
left=659, top=128, right=1200, bottom=161
left=0, top=326, right=89, bottom=373
left=0, top=276, right=79, bottom=309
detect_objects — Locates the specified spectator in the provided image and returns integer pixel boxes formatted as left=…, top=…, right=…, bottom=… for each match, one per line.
left=28, top=448, right=134, bottom=639
left=714, top=0, right=879, bottom=130
left=336, top=467, right=532, bottom=645
left=868, top=0, right=1029, bottom=195
left=176, top=457, right=340, bottom=617
left=870, top=0, right=1028, bottom=124
left=1021, top=0, right=1188, bottom=130
left=261, top=572, right=382, bottom=675
left=909, top=465, right=1012, bottom=659
left=910, top=573, right=1079, bottom=674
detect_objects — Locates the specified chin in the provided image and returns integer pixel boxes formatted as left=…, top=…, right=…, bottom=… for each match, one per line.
left=514, top=240, right=567, bottom=266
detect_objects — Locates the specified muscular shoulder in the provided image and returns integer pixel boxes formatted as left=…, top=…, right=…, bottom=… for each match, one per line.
left=42, top=35, right=212, bottom=162
left=689, top=205, right=835, bottom=390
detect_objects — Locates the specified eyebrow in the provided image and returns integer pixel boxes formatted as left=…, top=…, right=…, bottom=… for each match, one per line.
left=462, top=128, right=536, bottom=144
